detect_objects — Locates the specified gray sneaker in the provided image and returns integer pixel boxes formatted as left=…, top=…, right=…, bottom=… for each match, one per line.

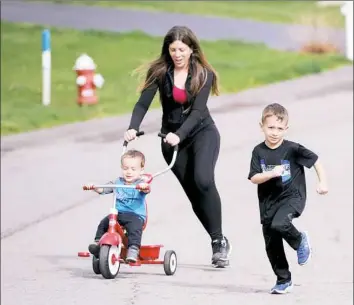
left=126, top=246, right=139, bottom=263
left=211, top=236, right=232, bottom=267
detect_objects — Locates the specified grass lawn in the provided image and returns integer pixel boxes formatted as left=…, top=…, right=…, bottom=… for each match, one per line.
left=1, top=21, right=350, bottom=136
left=46, top=0, right=345, bottom=28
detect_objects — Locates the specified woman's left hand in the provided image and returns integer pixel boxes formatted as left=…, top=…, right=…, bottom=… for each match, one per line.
left=164, top=133, right=180, bottom=146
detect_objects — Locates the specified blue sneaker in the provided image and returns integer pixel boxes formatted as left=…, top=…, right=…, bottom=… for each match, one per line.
left=297, top=231, right=312, bottom=265
left=270, top=280, right=293, bottom=294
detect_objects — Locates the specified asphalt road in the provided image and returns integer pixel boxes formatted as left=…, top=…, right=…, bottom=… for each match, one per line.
left=0, top=1, right=346, bottom=52
left=1, top=66, right=353, bottom=305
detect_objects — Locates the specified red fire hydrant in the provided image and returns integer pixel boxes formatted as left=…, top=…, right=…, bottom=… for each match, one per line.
left=73, top=54, right=104, bottom=106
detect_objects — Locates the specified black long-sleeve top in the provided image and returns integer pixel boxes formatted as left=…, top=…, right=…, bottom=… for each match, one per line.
left=128, top=67, right=215, bottom=142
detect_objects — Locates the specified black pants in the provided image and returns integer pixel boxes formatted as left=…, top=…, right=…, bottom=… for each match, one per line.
left=94, top=212, right=144, bottom=248
left=161, top=123, right=223, bottom=241
left=262, top=202, right=303, bottom=284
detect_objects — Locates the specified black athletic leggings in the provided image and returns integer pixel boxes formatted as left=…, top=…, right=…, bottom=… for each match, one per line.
left=161, top=123, right=223, bottom=241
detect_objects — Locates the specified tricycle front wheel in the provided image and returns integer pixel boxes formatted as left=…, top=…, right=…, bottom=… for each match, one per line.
left=99, top=245, right=121, bottom=279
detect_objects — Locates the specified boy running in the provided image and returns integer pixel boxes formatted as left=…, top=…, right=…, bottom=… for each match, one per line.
left=248, top=103, right=328, bottom=294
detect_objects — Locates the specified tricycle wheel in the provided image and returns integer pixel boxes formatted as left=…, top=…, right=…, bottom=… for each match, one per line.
left=92, top=256, right=101, bottom=274
left=163, top=250, right=177, bottom=276
left=99, top=245, right=121, bottom=279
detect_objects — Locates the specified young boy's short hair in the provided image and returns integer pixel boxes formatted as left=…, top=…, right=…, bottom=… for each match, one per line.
left=261, top=103, right=289, bottom=124
left=121, top=149, right=145, bottom=167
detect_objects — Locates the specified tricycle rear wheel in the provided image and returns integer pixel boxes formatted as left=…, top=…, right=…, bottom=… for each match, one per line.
left=92, top=256, right=101, bottom=274
left=163, top=250, right=177, bottom=276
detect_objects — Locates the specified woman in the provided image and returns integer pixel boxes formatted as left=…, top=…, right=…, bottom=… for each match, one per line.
left=124, top=25, right=231, bottom=267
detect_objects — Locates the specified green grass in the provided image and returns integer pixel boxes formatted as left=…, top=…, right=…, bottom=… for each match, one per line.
left=1, top=21, right=350, bottom=136
left=47, top=0, right=345, bottom=28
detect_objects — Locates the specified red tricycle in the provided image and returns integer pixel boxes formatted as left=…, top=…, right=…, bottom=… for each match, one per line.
left=78, top=131, right=178, bottom=279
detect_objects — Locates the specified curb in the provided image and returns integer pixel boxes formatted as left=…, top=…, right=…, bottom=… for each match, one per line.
left=1, top=65, right=352, bottom=153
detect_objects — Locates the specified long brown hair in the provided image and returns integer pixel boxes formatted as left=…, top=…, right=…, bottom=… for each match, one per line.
left=136, top=26, right=220, bottom=96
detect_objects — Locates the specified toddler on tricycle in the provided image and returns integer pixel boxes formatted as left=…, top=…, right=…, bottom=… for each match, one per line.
left=80, top=132, right=178, bottom=279
left=84, top=149, right=150, bottom=263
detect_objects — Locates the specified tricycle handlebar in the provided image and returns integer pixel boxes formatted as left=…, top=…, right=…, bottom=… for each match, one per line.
left=88, top=184, right=137, bottom=189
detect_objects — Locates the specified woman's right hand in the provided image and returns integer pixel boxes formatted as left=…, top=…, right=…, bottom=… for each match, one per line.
left=124, top=129, right=138, bottom=142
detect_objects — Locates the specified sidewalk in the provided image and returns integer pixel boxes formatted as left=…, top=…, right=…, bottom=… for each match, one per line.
left=1, top=1, right=345, bottom=52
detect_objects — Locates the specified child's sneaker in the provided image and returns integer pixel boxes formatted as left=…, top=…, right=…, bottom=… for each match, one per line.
left=297, top=231, right=311, bottom=265
left=88, top=242, right=100, bottom=258
left=270, top=280, right=293, bottom=294
left=126, top=246, right=139, bottom=263
left=211, top=236, right=232, bottom=266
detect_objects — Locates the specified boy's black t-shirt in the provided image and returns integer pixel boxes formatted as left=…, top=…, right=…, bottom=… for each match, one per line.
left=248, top=140, right=318, bottom=224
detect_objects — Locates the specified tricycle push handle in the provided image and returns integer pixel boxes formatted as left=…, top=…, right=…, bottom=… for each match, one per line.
left=154, top=132, right=178, bottom=178
left=158, top=132, right=179, bottom=152
left=122, top=131, right=145, bottom=154
left=123, top=131, right=145, bottom=147
left=116, top=131, right=178, bottom=182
